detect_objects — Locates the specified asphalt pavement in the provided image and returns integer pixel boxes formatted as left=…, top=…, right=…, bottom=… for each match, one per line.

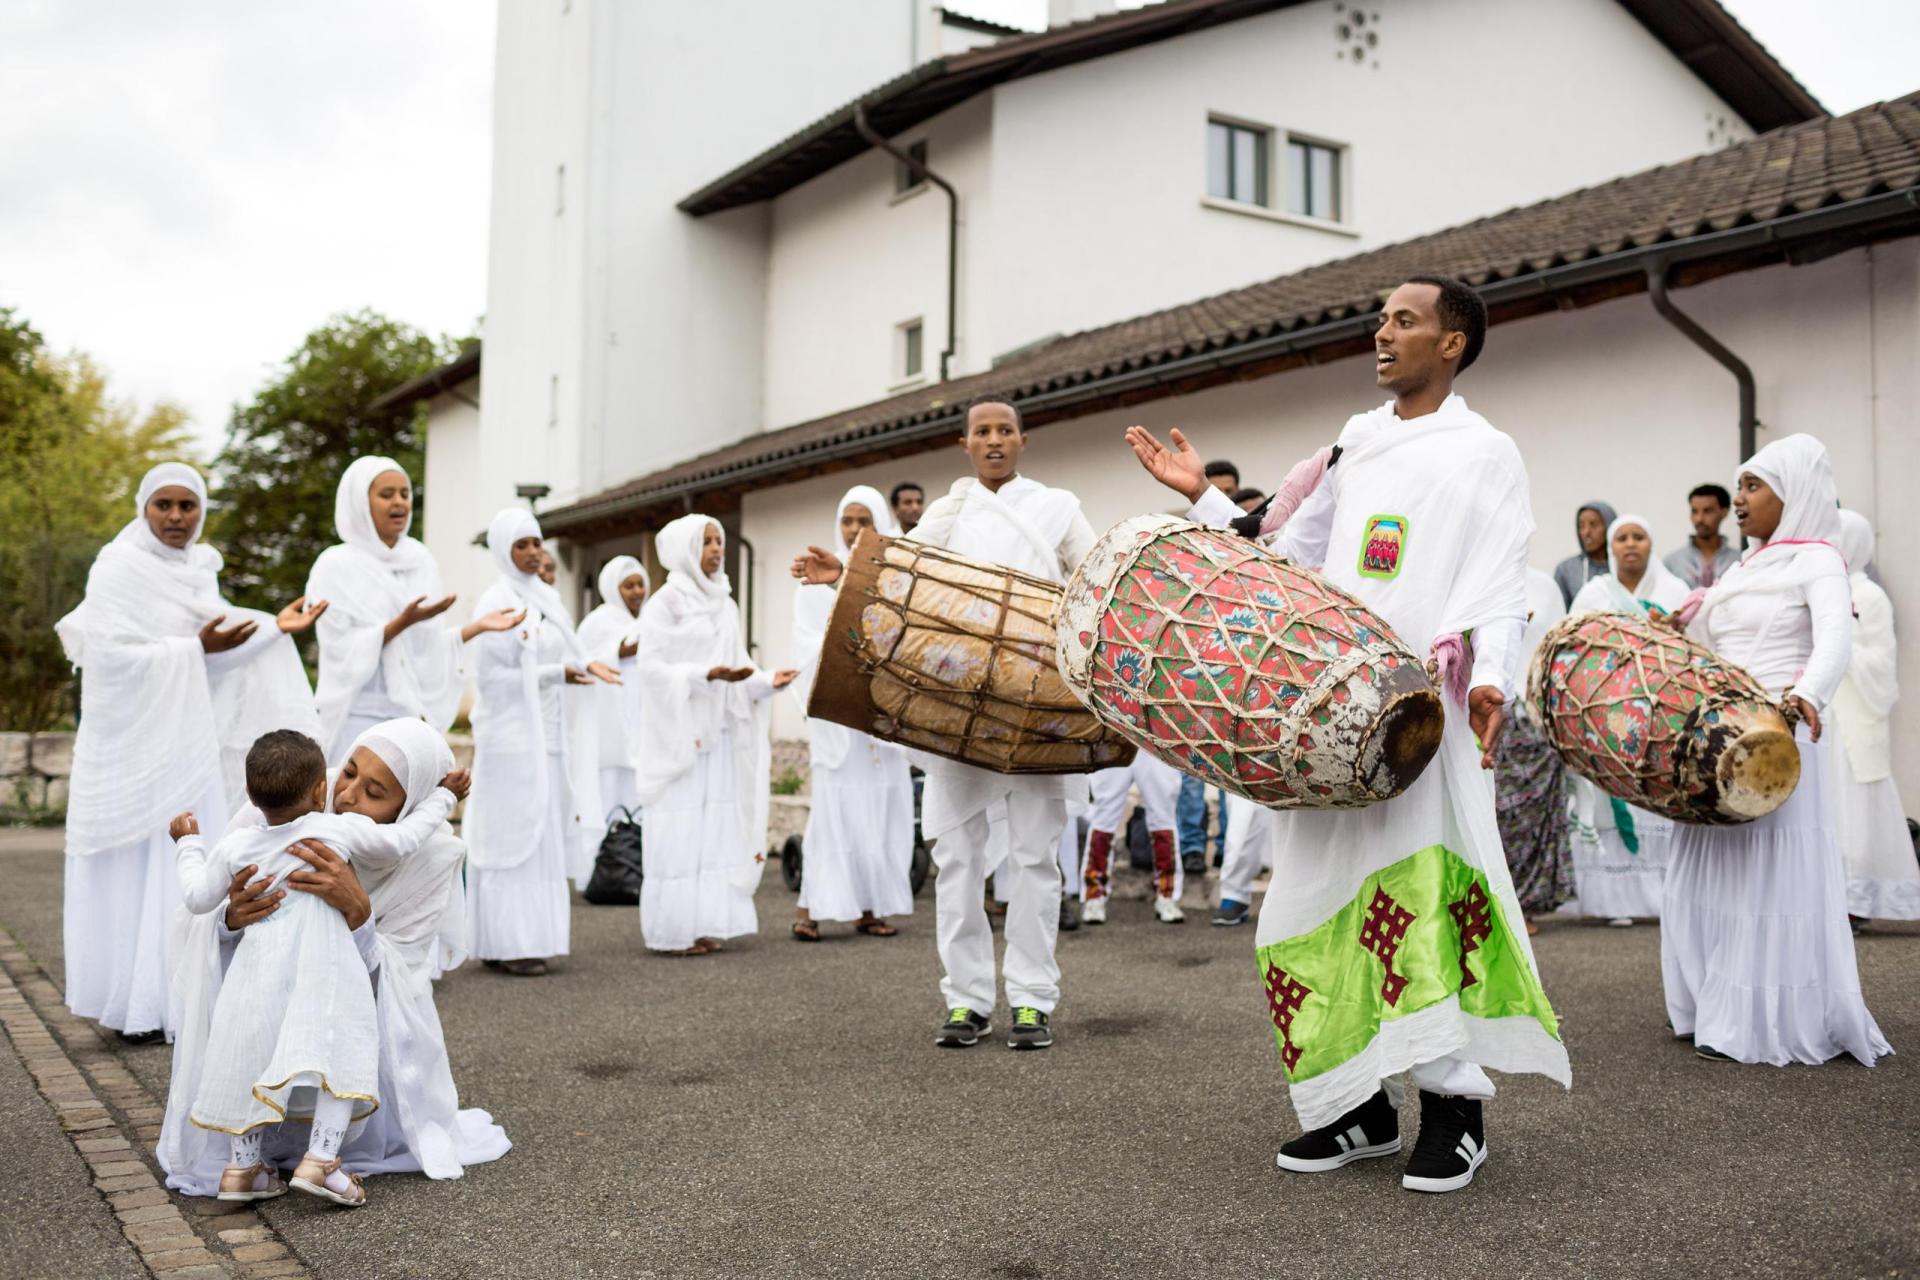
left=1, top=826, right=1915, bottom=1279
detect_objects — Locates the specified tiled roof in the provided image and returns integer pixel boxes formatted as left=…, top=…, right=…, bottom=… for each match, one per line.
left=678, top=0, right=1822, bottom=217
left=544, top=91, right=1920, bottom=537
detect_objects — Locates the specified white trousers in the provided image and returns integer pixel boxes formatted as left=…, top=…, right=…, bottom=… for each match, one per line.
left=1403, top=1056, right=1495, bottom=1101
left=1086, top=755, right=1181, bottom=834
left=1219, top=793, right=1273, bottom=907
left=992, top=806, right=1079, bottom=903
left=937, top=790, right=1065, bottom=1015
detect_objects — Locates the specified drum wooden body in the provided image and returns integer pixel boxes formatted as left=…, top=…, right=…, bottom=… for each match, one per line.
left=806, top=529, right=1135, bottom=775
left=1056, top=514, right=1443, bottom=809
left=1527, top=611, right=1799, bottom=824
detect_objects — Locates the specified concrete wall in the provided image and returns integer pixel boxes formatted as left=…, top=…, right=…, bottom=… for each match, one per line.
left=418, top=380, right=493, bottom=629
left=737, top=242, right=1920, bottom=799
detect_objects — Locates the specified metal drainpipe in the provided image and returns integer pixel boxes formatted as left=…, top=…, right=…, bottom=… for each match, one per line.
left=854, top=103, right=958, bottom=382
left=1646, top=261, right=1757, bottom=462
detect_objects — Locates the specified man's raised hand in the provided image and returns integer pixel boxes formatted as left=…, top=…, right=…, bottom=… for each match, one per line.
left=1124, top=425, right=1209, bottom=503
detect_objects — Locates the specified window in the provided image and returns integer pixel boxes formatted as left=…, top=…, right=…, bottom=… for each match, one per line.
left=895, top=140, right=928, bottom=195
left=1206, top=118, right=1268, bottom=207
left=896, top=319, right=925, bottom=382
left=555, top=163, right=566, bottom=216
left=1286, top=137, right=1341, bottom=222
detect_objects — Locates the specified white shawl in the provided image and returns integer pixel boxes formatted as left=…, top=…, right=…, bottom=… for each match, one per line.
left=911, top=474, right=1081, bottom=583
left=306, top=457, right=465, bottom=759
left=464, top=508, right=597, bottom=871
left=574, top=555, right=649, bottom=769
left=792, top=486, right=900, bottom=773
left=161, top=718, right=507, bottom=1194
left=56, top=462, right=318, bottom=854
left=1834, top=509, right=1897, bottom=781
left=1568, top=514, right=1692, bottom=618
left=632, top=514, right=770, bottom=892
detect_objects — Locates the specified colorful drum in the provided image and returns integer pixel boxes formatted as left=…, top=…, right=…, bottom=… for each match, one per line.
left=1055, top=514, right=1444, bottom=809
left=806, top=529, right=1135, bottom=775
left=1527, top=611, right=1799, bottom=824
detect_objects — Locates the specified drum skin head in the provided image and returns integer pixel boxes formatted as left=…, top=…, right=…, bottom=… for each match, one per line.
left=1712, top=726, right=1800, bottom=820
left=1359, top=669, right=1446, bottom=797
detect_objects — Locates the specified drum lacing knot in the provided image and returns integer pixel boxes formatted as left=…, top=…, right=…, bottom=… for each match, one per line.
left=1426, top=633, right=1471, bottom=707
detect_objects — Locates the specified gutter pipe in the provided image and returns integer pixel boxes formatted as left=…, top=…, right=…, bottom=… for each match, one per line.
left=1645, top=261, right=1758, bottom=462
left=545, top=187, right=1920, bottom=532
left=854, top=103, right=958, bottom=382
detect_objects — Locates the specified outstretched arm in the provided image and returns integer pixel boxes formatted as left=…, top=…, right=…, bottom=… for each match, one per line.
left=1124, top=425, right=1210, bottom=503
left=341, top=786, right=458, bottom=861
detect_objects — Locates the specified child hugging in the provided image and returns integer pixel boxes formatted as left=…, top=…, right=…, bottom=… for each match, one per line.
left=169, top=729, right=468, bottom=1207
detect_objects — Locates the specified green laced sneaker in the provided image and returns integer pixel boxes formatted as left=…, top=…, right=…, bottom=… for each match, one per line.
left=936, top=1007, right=991, bottom=1048
left=1007, top=1006, right=1054, bottom=1051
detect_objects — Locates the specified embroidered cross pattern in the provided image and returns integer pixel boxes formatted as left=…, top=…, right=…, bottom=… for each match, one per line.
left=1357, top=887, right=1415, bottom=1005
left=1447, top=881, right=1494, bottom=990
left=1263, top=961, right=1311, bottom=1071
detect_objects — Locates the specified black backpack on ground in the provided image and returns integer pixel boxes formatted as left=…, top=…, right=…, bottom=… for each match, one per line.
left=584, top=807, right=645, bottom=905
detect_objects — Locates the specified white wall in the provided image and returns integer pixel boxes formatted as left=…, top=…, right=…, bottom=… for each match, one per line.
left=763, top=94, right=993, bottom=427
left=418, top=381, right=491, bottom=628
left=983, top=0, right=1752, bottom=362
left=739, top=243, right=1920, bottom=801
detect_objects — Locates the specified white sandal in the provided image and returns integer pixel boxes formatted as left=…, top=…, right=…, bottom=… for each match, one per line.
left=216, top=1161, right=287, bottom=1202
left=289, top=1155, right=366, bottom=1207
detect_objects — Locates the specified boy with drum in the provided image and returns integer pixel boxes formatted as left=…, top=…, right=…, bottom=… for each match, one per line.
left=795, top=394, right=1097, bottom=1051
left=1126, top=275, right=1569, bottom=1194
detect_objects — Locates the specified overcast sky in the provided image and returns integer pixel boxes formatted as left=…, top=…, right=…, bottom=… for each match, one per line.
left=1, top=1, right=1913, bottom=454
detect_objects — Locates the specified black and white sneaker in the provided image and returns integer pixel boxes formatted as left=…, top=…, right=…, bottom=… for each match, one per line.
left=935, top=1007, right=991, bottom=1048
left=1275, top=1089, right=1400, bottom=1172
left=1400, top=1091, right=1486, bottom=1193
left=1007, top=1007, right=1054, bottom=1050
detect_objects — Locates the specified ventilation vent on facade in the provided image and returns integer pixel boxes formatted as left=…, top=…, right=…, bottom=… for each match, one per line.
left=1333, top=3, right=1380, bottom=69
left=1705, top=110, right=1742, bottom=150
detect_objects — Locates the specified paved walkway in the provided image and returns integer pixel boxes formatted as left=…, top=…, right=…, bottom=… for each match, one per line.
left=2, top=826, right=1915, bottom=1278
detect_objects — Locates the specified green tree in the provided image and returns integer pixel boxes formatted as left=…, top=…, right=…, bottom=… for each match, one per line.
left=210, top=310, right=463, bottom=622
left=0, top=307, right=198, bottom=730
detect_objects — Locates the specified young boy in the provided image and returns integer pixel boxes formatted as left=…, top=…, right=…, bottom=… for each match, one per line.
left=1127, top=275, right=1569, bottom=1193
left=170, top=729, right=465, bottom=1206
left=796, top=394, right=1095, bottom=1049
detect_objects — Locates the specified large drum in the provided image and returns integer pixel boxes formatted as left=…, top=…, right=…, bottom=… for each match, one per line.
left=1056, top=514, right=1444, bottom=809
left=806, top=529, right=1135, bottom=774
left=1527, top=611, right=1799, bottom=824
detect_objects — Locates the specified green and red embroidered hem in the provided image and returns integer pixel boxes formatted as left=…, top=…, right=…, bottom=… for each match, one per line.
left=1256, top=843, right=1560, bottom=1083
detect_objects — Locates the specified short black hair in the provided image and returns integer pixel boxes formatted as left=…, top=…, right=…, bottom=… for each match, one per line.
left=1403, top=274, right=1488, bottom=373
left=1203, top=460, right=1240, bottom=482
left=1230, top=486, right=1265, bottom=504
left=889, top=481, right=923, bottom=505
left=962, top=392, right=1023, bottom=432
left=1688, top=483, right=1731, bottom=508
left=245, top=730, right=327, bottom=813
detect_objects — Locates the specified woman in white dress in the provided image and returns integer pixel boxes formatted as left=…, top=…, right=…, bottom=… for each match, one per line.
left=574, top=554, right=650, bottom=824
left=788, top=486, right=914, bottom=941
left=464, top=508, right=618, bottom=976
left=57, top=462, right=322, bottom=1042
left=1562, top=515, right=1689, bottom=926
left=161, top=717, right=511, bottom=1195
left=1831, top=509, right=1918, bottom=924
left=633, top=514, right=796, bottom=956
left=307, top=456, right=522, bottom=764
left=1662, top=435, right=1889, bottom=1066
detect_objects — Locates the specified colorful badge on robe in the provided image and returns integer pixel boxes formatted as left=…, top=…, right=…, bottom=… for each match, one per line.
left=1357, top=514, right=1407, bottom=579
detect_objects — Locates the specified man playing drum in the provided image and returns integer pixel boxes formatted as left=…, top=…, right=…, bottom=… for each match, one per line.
left=796, top=394, right=1096, bottom=1051
left=1126, top=276, right=1569, bottom=1194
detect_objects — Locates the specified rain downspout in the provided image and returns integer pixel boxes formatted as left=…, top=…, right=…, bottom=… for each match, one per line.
left=855, top=103, right=958, bottom=382
left=1646, top=261, right=1757, bottom=462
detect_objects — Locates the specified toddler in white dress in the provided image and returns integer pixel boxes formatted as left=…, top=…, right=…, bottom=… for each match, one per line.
left=170, top=729, right=464, bottom=1206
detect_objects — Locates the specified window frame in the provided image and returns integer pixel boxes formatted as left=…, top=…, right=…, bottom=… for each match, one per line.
left=893, top=139, right=930, bottom=200
left=1205, top=114, right=1271, bottom=209
left=892, top=317, right=927, bottom=389
left=1284, top=132, right=1345, bottom=224
left=1200, top=114, right=1357, bottom=237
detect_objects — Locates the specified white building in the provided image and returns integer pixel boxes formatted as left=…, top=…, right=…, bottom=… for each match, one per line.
left=397, top=0, right=1920, bottom=798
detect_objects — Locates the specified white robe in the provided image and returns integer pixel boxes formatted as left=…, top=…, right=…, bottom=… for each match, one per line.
left=1196, top=395, right=1569, bottom=1129
left=575, top=597, right=645, bottom=822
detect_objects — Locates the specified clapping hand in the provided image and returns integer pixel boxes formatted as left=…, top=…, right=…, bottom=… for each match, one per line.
left=198, top=613, right=257, bottom=653
left=771, top=669, right=800, bottom=690
left=277, top=596, right=327, bottom=634
left=587, top=660, right=621, bottom=685
left=461, top=606, right=525, bottom=643
left=393, top=594, right=457, bottom=632
left=1124, top=425, right=1209, bottom=503
left=791, top=546, right=844, bottom=586
left=706, top=666, right=755, bottom=683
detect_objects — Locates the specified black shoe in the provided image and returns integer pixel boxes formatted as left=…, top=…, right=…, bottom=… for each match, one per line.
left=1401, top=1091, right=1486, bottom=1193
left=936, top=1007, right=991, bottom=1048
left=1695, top=1043, right=1736, bottom=1062
left=1182, top=851, right=1205, bottom=875
left=1275, top=1089, right=1400, bottom=1172
left=116, top=1028, right=164, bottom=1046
left=1212, top=899, right=1251, bottom=927
left=1059, top=898, right=1081, bottom=932
left=1007, top=1007, right=1053, bottom=1050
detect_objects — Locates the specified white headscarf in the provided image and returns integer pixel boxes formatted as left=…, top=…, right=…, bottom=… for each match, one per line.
left=829, top=484, right=901, bottom=548
left=1834, top=510, right=1898, bottom=765
left=1696, top=434, right=1848, bottom=624
left=353, top=717, right=456, bottom=821
left=655, top=512, right=733, bottom=607
left=1837, top=509, right=1876, bottom=581
left=307, top=459, right=462, bottom=756
left=576, top=555, right=651, bottom=765
left=793, top=487, right=903, bottom=773
left=484, top=507, right=582, bottom=658
left=596, top=555, right=649, bottom=614
left=1571, top=514, right=1690, bottom=617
